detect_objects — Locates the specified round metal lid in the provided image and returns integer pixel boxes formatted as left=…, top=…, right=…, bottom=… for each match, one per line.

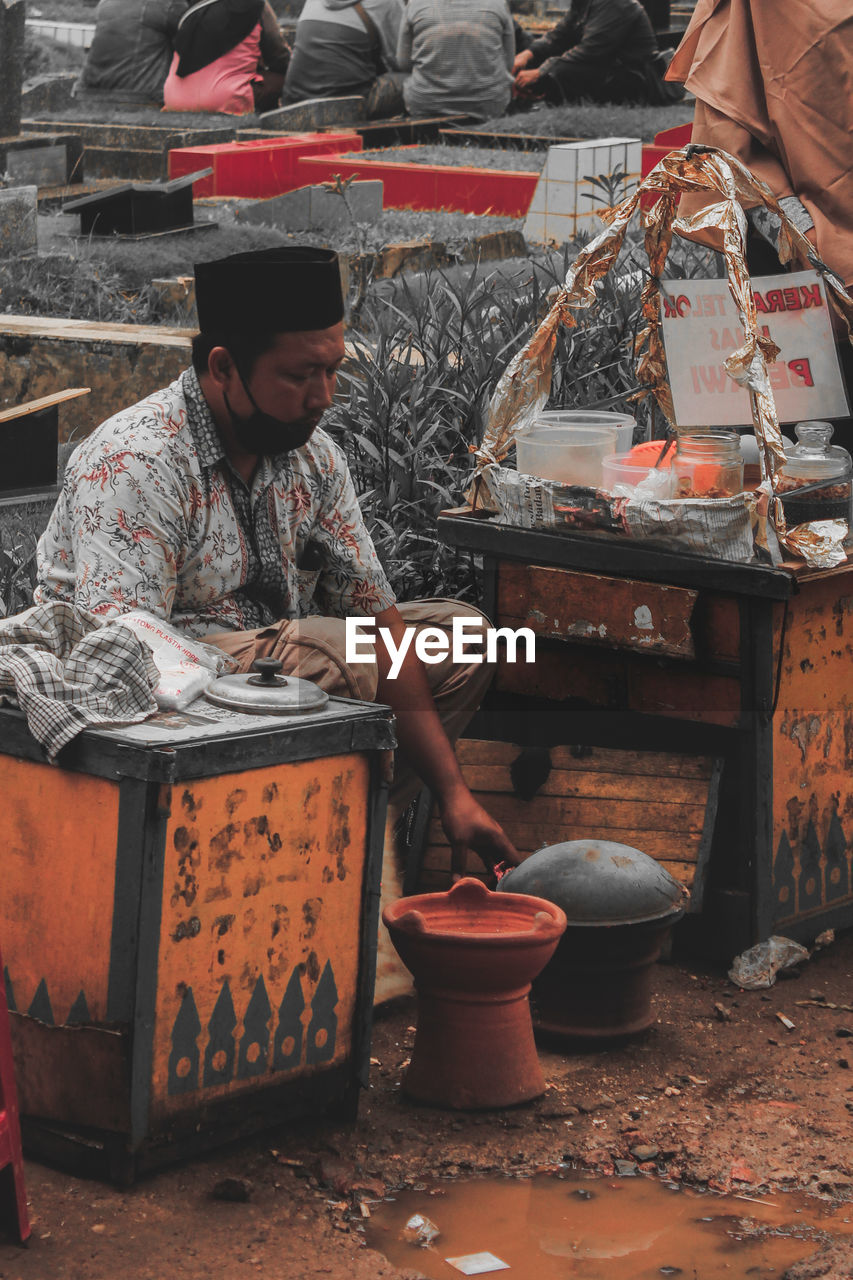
left=497, top=840, right=687, bottom=926
left=205, top=658, right=329, bottom=715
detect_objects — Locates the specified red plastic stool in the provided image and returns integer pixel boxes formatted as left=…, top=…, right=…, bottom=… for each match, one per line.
left=0, top=947, right=30, bottom=1242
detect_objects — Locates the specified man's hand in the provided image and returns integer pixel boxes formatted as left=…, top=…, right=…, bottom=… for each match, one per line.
left=513, top=48, right=534, bottom=74
left=515, top=67, right=543, bottom=95
left=439, top=785, right=521, bottom=881
left=371, top=604, right=519, bottom=883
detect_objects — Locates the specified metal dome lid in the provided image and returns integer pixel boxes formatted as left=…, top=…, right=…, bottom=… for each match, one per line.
left=496, top=840, right=688, bottom=926
left=205, top=658, right=329, bottom=715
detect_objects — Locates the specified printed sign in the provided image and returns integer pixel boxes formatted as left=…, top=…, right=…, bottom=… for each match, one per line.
left=660, top=271, right=849, bottom=426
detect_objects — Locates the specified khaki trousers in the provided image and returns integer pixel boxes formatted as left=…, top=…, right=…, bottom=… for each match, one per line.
left=206, top=599, right=494, bottom=813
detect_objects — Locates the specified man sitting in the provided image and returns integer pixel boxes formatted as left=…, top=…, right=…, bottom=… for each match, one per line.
left=78, top=0, right=189, bottom=104
left=35, top=247, right=517, bottom=879
left=283, top=0, right=406, bottom=120
left=514, top=0, right=683, bottom=106
left=397, top=0, right=516, bottom=124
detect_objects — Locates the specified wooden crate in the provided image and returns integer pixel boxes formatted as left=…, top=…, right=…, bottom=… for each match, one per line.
left=420, top=739, right=720, bottom=905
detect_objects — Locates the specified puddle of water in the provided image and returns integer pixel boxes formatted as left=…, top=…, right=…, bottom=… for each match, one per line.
left=364, top=1173, right=853, bottom=1280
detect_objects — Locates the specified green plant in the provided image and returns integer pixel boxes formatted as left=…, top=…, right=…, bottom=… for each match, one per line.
left=0, top=519, right=39, bottom=619
left=326, top=263, right=555, bottom=600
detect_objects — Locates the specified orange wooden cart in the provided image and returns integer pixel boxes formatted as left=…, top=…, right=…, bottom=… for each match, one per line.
left=439, top=515, right=853, bottom=958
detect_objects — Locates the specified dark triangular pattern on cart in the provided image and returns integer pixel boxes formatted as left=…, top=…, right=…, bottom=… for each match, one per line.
left=3, top=969, right=15, bottom=1014
left=66, top=990, right=91, bottom=1025
left=237, top=975, right=271, bottom=1080
left=798, top=819, right=824, bottom=914
left=272, top=968, right=305, bottom=1073
left=305, top=961, right=338, bottom=1065
left=203, top=980, right=237, bottom=1088
left=824, top=811, right=850, bottom=903
left=168, top=987, right=201, bottom=1095
left=772, top=830, right=797, bottom=920
left=27, top=978, right=54, bottom=1025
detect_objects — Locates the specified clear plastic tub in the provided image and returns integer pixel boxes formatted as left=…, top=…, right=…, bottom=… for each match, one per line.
left=532, top=410, right=636, bottom=457
left=601, top=442, right=675, bottom=495
left=516, top=426, right=615, bottom=488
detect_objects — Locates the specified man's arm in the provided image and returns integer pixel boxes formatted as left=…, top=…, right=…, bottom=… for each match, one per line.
left=372, top=604, right=519, bottom=879
left=522, top=8, right=581, bottom=68
left=259, top=1, right=291, bottom=74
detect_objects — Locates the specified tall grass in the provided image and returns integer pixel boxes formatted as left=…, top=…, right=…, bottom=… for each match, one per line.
left=0, top=516, right=39, bottom=619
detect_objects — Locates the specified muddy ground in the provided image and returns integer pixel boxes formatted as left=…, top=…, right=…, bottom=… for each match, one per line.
left=1, top=929, right=851, bottom=1280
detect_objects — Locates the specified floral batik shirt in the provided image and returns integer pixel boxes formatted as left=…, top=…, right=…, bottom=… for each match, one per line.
left=35, top=367, right=397, bottom=639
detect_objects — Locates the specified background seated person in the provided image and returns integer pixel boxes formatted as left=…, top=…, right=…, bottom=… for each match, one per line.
left=78, top=0, right=189, bottom=104
left=396, top=0, right=515, bottom=124
left=514, top=0, right=683, bottom=106
left=163, top=0, right=290, bottom=115
left=283, top=0, right=406, bottom=120
left=34, top=247, right=518, bottom=881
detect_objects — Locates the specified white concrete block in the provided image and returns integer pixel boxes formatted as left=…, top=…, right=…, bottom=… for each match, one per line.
left=545, top=180, right=577, bottom=218
left=522, top=209, right=548, bottom=244
left=545, top=144, right=577, bottom=185
left=524, top=137, right=643, bottom=245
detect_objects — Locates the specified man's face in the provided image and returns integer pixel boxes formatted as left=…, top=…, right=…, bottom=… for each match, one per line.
left=222, top=323, right=346, bottom=455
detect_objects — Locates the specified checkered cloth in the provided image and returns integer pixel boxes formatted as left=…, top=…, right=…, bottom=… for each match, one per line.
left=0, top=602, right=159, bottom=761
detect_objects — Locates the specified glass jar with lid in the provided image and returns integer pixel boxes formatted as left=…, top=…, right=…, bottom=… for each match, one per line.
left=673, top=430, right=744, bottom=499
left=776, top=421, right=853, bottom=525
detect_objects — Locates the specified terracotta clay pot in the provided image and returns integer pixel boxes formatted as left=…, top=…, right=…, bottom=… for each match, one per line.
left=381, top=877, right=566, bottom=1109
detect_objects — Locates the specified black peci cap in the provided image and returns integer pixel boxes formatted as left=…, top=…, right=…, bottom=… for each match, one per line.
left=194, top=246, right=344, bottom=337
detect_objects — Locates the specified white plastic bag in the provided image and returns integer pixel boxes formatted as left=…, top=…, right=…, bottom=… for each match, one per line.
left=113, top=611, right=235, bottom=710
left=728, top=935, right=810, bottom=990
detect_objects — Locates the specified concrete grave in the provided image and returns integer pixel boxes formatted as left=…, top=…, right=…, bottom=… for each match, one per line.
left=23, top=119, right=235, bottom=181
left=0, top=134, right=83, bottom=187
left=297, top=150, right=537, bottom=217
left=457, top=229, right=528, bottom=263
left=169, top=132, right=362, bottom=197
left=524, top=137, right=642, bottom=245
left=150, top=276, right=197, bottom=322
left=0, top=186, right=38, bottom=258
left=20, top=73, right=78, bottom=115
left=0, top=317, right=193, bottom=440
left=0, top=0, right=26, bottom=140
left=237, top=180, right=383, bottom=232
left=373, top=240, right=448, bottom=279
left=258, top=97, right=366, bottom=132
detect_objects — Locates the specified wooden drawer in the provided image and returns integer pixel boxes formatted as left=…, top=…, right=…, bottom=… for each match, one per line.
left=496, top=563, right=742, bottom=667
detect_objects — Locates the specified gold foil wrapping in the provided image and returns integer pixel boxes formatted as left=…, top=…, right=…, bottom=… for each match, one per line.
left=468, top=145, right=852, bottom=568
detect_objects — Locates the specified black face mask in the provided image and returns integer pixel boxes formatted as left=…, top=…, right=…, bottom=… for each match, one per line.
left=223, top=364, right=319, bottom=456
